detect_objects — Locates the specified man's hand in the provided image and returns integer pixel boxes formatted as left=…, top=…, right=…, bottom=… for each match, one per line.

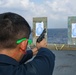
left=31, top=38, right=47, bottom=56
left=32, top=47, right=38, bottom=56
left=36, top=38, right=47, bottom=49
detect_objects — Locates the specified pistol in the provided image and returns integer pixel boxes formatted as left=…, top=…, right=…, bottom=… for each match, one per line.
left=36, top=28, right=46, bottom=43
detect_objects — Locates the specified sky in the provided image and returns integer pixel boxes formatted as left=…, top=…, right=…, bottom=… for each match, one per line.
left=0, top=0, right=76, bottom=29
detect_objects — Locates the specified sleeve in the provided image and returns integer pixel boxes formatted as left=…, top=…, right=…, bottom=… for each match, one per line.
left=19, top=50, right=33, bottom=64
left=25, top=48, right=55, bottom=75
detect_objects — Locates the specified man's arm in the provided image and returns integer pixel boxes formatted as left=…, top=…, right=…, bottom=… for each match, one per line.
left=25, top=48, right=55, bottom=75
left=25, top=39, right=55, bottom=75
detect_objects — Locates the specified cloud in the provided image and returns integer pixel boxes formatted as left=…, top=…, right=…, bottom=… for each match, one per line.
left=0, top=0, right=76, bottom=28
left=0, top=0, right=33, bottom=10
left=46, top=0, right=76, bottom=16
left=44, top=0, right=76, bottom=28
left=0, top=0, right=16, bottom=7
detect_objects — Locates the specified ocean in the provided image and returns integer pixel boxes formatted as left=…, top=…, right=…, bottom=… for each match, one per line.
left=47, top=28, right=68, bottom=44
left=30, top=28, right=68, bottom=44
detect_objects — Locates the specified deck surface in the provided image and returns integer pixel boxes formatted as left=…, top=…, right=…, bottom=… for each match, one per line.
left=52, top=50, right=76, bottom=75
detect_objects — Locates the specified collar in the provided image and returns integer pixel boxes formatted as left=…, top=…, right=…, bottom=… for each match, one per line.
left=0, top=54, right=19, bottom=66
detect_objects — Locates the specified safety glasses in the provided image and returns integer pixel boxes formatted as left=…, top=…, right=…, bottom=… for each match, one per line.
left=16, top=38, right=32, bottom=45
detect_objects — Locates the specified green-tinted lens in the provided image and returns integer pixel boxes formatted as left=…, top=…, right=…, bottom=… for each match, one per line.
left=28, top=40, right=32, bottom=45
left=16, top=38, right=26, bottom=44
left=16, top=38, right=32, bottom=45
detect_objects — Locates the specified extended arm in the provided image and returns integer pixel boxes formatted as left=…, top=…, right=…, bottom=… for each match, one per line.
left=25, top=39, right=55, bottom=75
left=25, top=48, right=55, bottom=75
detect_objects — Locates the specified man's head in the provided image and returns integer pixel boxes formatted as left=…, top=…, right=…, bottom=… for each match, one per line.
left=0, top=12, right=31, bottom=61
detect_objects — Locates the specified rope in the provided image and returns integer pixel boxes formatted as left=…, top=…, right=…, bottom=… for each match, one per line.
left=54, top=44, right=65, bottom=50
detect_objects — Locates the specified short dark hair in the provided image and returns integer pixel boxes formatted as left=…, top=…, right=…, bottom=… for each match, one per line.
left=0, top=12, right=31, bottom=49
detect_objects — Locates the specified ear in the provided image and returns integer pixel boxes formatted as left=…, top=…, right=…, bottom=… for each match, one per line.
left=19, top=40, right=28, bottom=51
